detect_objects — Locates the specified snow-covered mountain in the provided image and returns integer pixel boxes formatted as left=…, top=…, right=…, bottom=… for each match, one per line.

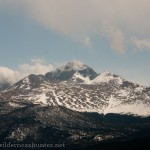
left=0, top=61, right=150, bottom=116
left=89, top=71, right=124, bottom=84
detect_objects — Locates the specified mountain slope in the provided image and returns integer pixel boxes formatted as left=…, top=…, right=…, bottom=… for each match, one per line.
left=0, top=102, right=150, bottom=148
left=89, top=71, right=124, bottom=84
left=0, top=103, right=125, bottom=145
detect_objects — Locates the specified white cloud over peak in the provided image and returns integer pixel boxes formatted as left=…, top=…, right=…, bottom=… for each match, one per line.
left=0, top=59, right=54, bottom=84
left=0, top=67, right=20, bottom=84
left=19, top=58, right=53, bottom=76
left=1, top=0, right=150, bottom=53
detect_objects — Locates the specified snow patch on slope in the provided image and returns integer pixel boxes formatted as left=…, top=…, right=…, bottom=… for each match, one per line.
left=72, top=72, right=90, bottom=83
left=23, top=77, right=30, bottom=84
left=106, top=103, right=150, bottom=116
left=8, top=102, right=24, bottom=108
left=50, top=89, right=62, bottom=105
left=89, top=71, right=123, bottom=84
left=22, top=77, right=31, bottom=90
left=104, top=96, right=121, bottom=115
left=104, top=95, right=150, bottom=116
left=35, top=94, right=48, bottom=105
left=135, top=86, right=144, bottom=93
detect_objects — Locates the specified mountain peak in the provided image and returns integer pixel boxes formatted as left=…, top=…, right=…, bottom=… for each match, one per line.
left=45, top=61, right=98, bottom=81
left=89, top=71, right=124, bottom=84
left=58, top=61, right=87, bottom=71
left=100, top=71, right=112, bottom=76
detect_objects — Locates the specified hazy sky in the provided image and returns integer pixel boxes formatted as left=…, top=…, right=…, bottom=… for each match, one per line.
left=0, top=0, right=150, bottom=86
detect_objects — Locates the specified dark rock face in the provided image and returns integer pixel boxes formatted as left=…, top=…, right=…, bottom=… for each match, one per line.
left=45, top=69, right=76, bottom=81
left=121, top=81, right=138, bottom=89
left=9, top=74, right=47, bottom=90
left=78, top=67, right=98, bottom=80
left=45, top=62, right=97, bottom=81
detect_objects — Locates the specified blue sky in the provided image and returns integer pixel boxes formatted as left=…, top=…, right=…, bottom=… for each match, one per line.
left=0, top=0, right=150, bottom=86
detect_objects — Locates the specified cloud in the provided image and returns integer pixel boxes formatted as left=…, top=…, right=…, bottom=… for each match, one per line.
left=105, top=27, right=125, bottom=54
left=0, top=59, right=54, bottom=84
left=83, top=36, right=92, bottom=48
left=1, top=0, right=150, bottom=53
left=131, top=37, right=150, bottom=50
left=19, top=58, right=53, bottom=76
left=0, top=67, right=20, bottom=84
left=110, top=29, right=125, bottom=54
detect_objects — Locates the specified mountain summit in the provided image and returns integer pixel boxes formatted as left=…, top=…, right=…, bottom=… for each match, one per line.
left=45, top=61, right=98, bottom=82
left=89, top=71, right=124, bottom=85
left=58, top=61, right=88, bottom=71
